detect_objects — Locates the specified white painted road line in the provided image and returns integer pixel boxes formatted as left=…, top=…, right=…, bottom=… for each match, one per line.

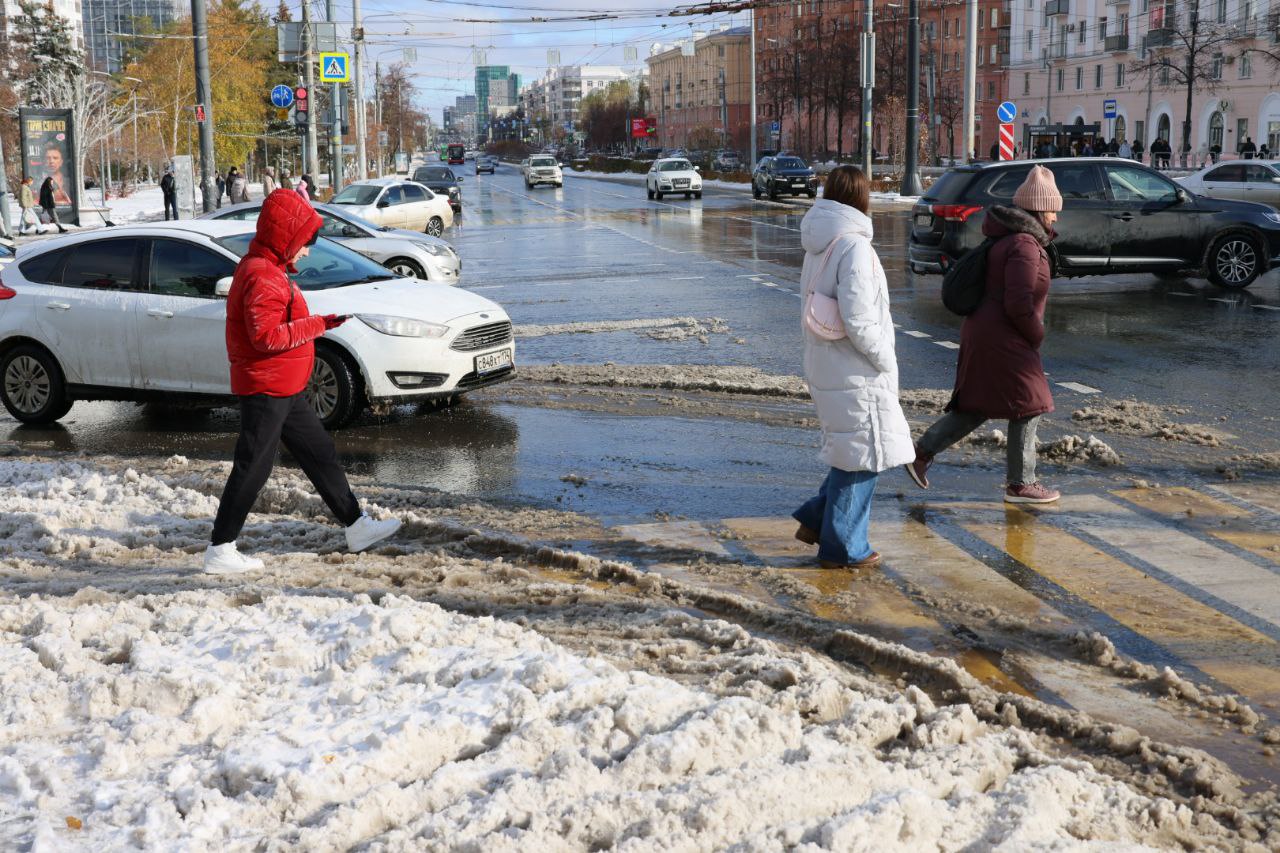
left=934, top=341, right=960, bottom=350
left=1057, top=381, right=1102, bottom=394
left=903, top=330, right=932, bottom=338
left=1167, top=292, right=1196, bottom=297
left=1208, top=298, right=1239, bottom=305
left=1254, top=304, right=1280, bottom=311
left=671, top=276, right=705, bottom=281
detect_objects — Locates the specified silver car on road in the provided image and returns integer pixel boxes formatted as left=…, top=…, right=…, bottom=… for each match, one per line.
left=1176, top=161, right=1280, bottom=209
left=201, top=202, right=461, bottom=283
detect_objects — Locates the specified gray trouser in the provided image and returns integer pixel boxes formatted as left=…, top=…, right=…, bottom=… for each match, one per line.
left=918, top=411, right=1041, bottom=485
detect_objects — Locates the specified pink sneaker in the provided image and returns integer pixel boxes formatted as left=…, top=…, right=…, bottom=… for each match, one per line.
left=1004, top=482, right=1061, bottom=504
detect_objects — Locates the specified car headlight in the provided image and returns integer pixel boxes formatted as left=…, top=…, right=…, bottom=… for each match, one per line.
left=412, top=241, right=445, bottom=256
left=1264, top=212, right=1280, bottom=225
left=357, top=314, right=449, bottom=338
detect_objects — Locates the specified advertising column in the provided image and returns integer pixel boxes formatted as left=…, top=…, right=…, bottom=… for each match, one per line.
left=19, top=108, right=79, bottom=226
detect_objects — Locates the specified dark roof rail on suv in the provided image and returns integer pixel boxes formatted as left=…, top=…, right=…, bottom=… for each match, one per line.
left=908, top=157, right=1280, bottom=289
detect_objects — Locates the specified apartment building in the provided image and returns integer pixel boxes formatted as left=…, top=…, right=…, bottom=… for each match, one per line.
left=1007, top=0, right=1280, bottom=156
left=83, top=0, right=178, bottom=72
left=520, top=65, right=630, bottom=134
left=754, top=0, right=1007, bottom=161
left=645, top=26, right=752, bottom=151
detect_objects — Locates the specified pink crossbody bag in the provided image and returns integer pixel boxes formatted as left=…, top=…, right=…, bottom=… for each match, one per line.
left=802, top=240, right=846, bottom=341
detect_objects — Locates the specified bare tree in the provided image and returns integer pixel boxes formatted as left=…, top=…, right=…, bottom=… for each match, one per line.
left=1128, top=1, right=1236, bottom=167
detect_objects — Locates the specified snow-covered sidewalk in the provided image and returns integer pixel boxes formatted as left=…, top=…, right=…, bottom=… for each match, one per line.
left=0, top=455, right=1259, bottom=849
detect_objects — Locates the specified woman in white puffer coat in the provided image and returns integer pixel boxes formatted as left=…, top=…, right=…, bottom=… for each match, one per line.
left=792, top=166, right=914, bottom=569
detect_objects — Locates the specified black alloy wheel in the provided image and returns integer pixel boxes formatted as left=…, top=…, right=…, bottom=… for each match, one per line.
left=306, top=346, right=363, bottom=429
left=1208, top=232, right=1262, bottom=289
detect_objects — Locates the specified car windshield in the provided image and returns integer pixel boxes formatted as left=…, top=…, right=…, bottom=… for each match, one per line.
left=216, top=233, right=396, bottom=290
left=530, top=157, right=557, bottom=167
left=330, top=184, right=381, bottom=206
left=321, top=207, right=382, bottom=233
left=415, top=168, right=453, bottom=182
left=659, top=160, right=693, bottom=172
left=774, top=157, right=807, bottom=169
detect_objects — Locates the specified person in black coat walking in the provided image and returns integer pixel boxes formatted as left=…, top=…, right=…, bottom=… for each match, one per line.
left=38, top=176, right=66, bottom=233
left=160, top=167, right=178, bottom=220
left=215, top=172, right=226, bottom=208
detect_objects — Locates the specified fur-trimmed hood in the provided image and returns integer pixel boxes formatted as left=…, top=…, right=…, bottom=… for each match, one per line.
left=982, top=204, right=1053, bottom=246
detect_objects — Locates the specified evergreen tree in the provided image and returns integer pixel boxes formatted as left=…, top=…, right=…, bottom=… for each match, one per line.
left=10, top=0, right=84, bottom=108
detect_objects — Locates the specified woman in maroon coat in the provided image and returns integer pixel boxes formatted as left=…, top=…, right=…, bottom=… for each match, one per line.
left=906, top=165, right=1064, bottom=504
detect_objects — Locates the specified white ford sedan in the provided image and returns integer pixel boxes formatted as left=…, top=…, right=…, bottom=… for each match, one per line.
left=0, top=222, right=514, bottom=429
left=646, top=158, right=703, bottom=200
left=329, top=178, right=455, bottom=236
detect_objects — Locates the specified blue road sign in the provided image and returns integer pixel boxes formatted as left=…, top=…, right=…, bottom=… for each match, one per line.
left=997, top=101, right=1017, bottom=123
left=270, top=84, right=294, bottom=108
left=770, top=120, right=780, bottom=133
left=1103, top=99, right=1118, bottom=119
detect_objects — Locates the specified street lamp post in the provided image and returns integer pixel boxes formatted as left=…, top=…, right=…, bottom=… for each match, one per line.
left=860, top=0, right=875, bottom=177
left=901, top=0, right=923, bottom=195
left=749, top=5, right=757, bottom=169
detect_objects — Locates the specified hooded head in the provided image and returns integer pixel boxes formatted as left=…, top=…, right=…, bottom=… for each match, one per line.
left=247, top=188, right=321, bottom=273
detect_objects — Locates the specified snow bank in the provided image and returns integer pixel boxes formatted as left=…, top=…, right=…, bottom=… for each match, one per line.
left=1, top=589, right=1204, bottom=851
left=0, top=456, right=1257, bottom=849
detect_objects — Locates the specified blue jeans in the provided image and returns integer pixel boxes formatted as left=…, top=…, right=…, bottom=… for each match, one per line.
left=792, top=468, right=879, bottom=564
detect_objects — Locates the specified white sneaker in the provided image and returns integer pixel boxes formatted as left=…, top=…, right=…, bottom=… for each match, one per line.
left=346, top=514, right=402, bottom=553
left=203, top=542, right=265, bottom=575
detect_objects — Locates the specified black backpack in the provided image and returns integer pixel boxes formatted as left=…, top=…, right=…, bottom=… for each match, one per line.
left=939, top=237, right=996, bottom=316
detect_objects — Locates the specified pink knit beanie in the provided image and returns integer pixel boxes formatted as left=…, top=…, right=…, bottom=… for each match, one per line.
left=1012, top=165, right=1063, bottom=212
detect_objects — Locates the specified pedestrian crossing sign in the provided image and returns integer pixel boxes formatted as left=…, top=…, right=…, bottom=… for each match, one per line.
left=319, top=52, right=349, bottom=83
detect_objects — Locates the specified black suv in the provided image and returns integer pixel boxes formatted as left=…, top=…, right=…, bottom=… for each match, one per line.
left=411, top=166, right=463, bottom=214
left=753, top=155, right=818, bottom=200
left=909, top=158, right=1280, bottom=288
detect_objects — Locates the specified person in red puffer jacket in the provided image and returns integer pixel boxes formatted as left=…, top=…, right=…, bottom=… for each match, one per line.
left=204, top=189, right=401, bottom=575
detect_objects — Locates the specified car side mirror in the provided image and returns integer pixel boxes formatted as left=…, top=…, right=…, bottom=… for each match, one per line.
left=214, top=276, right=233, bottom=297
left=457, top=176, right=464, bottom=182
left=1176, top=188, right=1190, bottom=204
left=377, top=199, right=390, bottom=208
left=694, top=166, right=701, bottom=172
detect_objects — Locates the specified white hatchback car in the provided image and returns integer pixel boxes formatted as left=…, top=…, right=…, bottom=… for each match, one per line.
left=0, top=222, right=514, bottom=429
left=521, top=155, right=563, bottom=188
left=329, top=178, right=455, bottom=235
left=646, top=158, right=703, bottom=200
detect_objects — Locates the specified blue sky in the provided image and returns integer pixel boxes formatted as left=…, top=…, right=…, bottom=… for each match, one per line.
left=312, top=0, right=749, bottom=120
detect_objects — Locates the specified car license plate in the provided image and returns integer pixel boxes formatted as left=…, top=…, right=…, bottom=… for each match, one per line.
left=914, top=213, right=932, bottom=227
left=474, top=349, right=512, bottom=375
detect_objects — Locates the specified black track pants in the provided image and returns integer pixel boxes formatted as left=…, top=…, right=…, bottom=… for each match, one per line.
left=211, top=393, right=361, bottom=545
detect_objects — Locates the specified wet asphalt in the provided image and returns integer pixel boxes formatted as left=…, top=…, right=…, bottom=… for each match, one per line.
left=5, top=165, right=1280, bottom=521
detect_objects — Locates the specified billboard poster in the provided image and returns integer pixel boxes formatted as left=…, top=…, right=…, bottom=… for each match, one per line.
left=19, top=108, right=78, bottom=225
left=631, top=118, right=648, bottom=138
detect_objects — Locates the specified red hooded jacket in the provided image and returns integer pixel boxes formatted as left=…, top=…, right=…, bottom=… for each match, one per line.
left=225, top=189, right=326, bottom=397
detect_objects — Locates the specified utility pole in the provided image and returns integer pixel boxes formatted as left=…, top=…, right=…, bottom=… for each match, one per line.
left=325, top=0, right=342, bottom=193
left=302, top=1, right=319, bottom=179
left=860, top=0, right=874, bottom=177
left=961, top=0, right=977, bottom=163
left=901, top=0, right=922, bottom=195
left=191, top=0, right=216, bottom=212
left=749, top=4, right=757, bottom=169
left=352, top=0, right=366, bottom=179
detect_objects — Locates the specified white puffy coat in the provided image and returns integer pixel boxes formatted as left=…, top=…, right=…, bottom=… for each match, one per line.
left=800, top=199, right=914, bottom=473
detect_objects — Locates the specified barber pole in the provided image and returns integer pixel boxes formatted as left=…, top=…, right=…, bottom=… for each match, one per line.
left=999, top=122, right=1015, bottom=161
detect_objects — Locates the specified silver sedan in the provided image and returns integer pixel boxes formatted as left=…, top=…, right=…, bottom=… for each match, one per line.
left=200, top=202, right=461, bottom=283
left=1176, top=161, right=1280, bottom=209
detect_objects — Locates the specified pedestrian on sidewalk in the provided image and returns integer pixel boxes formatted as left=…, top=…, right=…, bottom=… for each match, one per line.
left=203, top=189, right=401, bottom=574
left=215, top=171, right=226, bottom=208
left=17, top=177, right=40, bottom=235
left=160, top=167, right=178, bottom=220
left=261, top=166, right=278, bottom=196
left=37, top=176, right=66, bottom=233
left=296, top=174, right=313, bottom=202
left=906, top=165, right=1062, bottom=505
left=228, top=166, right=248, bottom=204
left=792, top=166, right=914, bottom=569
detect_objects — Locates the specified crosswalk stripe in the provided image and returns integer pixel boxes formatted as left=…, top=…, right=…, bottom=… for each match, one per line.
left=961, top=503, right=1280, bottom=706
left=1114, top=486, right=1280, bottom=565
left=1211, top=482, right=1280, bottom=517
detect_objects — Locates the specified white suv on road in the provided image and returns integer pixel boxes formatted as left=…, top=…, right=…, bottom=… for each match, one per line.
left=646, top=158, right=703, bottom=200
left=0, top=222, right=515, bottom=429
left=521, top=155, right=563, bottom=189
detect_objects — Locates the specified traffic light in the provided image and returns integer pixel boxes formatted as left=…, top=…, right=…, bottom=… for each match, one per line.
left=294, top=86, right=308, bottom=133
